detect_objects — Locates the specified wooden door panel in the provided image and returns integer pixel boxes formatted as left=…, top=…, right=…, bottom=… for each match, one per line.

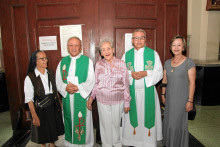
left=115, top=2, right=157, bottom=19
left=12, top=4, right=30, bottom=98
left=114, top=0, right=158, bottom=59
left=115, top=28, right=132, bottom=59
left=164, top=3, right=180, bottom=60
left=1, top=2, right=31, bottom=127
left=36, top=26, right=61, bottom=72
left=115, top=28, right=156, bottom=59
left=34, top=0, right=96, bottom=67
left=36, top=2, right=80, bottom=20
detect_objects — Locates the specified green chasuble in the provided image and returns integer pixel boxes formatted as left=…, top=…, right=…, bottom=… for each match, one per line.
left=125, top=47, right=155, bottom=134
left=60, top=55, right=89, bottom=144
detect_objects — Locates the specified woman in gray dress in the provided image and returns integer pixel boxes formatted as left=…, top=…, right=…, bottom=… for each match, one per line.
left=161, top=35, right=196, bottom=147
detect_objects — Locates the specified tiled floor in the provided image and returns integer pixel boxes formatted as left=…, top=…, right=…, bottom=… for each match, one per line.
left=188, top=105, right=220, bottom=147
left=1, top=105, right=220, bottom=147
left=0, top=111, right=12, bottom=146
left=25, top=133, right=102, bottom=147
left=26, top=136, right=163, bottom=147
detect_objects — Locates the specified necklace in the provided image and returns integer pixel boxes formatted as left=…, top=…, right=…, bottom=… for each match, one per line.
left=171, top=56, right=183, bottom=72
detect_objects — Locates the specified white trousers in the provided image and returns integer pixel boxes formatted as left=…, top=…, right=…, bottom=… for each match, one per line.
left=97, top=102, right=124, bottom=147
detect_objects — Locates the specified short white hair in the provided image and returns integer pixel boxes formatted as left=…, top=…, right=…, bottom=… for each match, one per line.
left=99, top=39, right=114, bottom=52
left=67, top=36, right=82, bottom=46
left=132, top=29, right=146, bottom=38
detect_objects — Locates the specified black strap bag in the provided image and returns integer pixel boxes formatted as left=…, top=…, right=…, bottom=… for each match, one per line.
left=35, top=93, right=55, bottom=110
left=188, top=104, right=196, bottom=120
left=35, top=74, right=56, bottom=110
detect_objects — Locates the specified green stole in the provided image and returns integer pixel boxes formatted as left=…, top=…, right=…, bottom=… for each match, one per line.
left=60, top=55, right=89, bottom=144
left=125, top=47, right=155, bottom=135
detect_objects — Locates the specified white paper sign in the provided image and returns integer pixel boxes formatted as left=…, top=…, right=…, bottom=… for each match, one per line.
left=125, top=33, right=133, bottom=52
left=39, top=36, right=57, bottom=50
left=60, top=25, right=82, bottom=57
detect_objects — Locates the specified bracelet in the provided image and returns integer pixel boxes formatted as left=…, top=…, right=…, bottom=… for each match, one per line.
left=161, top=93, right=165, bottom=96
left=187, top=100, right=193, bottom=103
left=160, top=83, right=167, bottom=87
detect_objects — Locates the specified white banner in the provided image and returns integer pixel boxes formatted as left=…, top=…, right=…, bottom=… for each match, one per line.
left=125, top=33, right=133, bottom=52
left=60, top=25, right=82, bottom=57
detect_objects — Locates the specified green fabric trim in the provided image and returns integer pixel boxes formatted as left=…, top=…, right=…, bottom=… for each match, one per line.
left=60, top=55, right=89, bottom=144
left=60, top=55, right=72, bottom=143
left=143, top=47, right=155, bottom=129
left=125, top=49, right=138, bottom=128
left=73, top=55, right=88, bottom=144
left=125, top=47, right=155, bottom=129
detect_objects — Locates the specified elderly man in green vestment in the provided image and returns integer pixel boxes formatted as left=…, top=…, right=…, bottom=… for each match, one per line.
left=56, top=36, right=95, bottom=147
left=122, top=29, right=163, bottom=147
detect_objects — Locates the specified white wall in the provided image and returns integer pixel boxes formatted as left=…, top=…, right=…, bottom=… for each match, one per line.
left=188, top=0, right=220, bottom=61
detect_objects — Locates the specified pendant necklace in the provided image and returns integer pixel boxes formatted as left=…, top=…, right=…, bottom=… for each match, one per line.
left=171, top=56, right=182, bottom=72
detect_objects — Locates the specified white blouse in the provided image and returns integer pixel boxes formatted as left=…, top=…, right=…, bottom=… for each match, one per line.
left=24, top=68, right=53, bottom=103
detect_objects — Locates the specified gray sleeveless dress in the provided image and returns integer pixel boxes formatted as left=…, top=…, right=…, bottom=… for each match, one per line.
left=162, top=58, right=195, bottom=147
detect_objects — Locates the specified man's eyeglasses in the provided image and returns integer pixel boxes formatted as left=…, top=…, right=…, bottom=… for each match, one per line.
left=132, top=36, right=146, bottom=41
left=37, top=57, right=48, bottom=61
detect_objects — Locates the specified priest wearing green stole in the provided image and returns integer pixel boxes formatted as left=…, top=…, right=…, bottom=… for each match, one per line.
left=56, top=37, right=95, bottom=147
left=122, top=29, right=163, bottom=147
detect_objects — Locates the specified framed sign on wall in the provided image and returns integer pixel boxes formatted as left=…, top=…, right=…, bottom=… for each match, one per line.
left=206, top=0, right=220, bottom=11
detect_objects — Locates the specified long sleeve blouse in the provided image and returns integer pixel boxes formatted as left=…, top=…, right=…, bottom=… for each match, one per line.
left=91, top=57, right=131, bottom=107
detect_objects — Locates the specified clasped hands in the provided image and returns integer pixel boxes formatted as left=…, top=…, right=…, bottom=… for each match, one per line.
left=86, top=96, right=130, bottom=113
left=66, top=82, right=79, bottom=94
left=132, top=71, right=147, bottom=80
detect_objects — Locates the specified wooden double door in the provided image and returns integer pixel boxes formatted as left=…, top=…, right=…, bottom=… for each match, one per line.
left=0, top=0, right=186, bottom=131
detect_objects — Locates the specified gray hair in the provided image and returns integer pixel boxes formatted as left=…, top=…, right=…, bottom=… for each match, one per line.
left=99, top=39, right=114, bottom=52
left=132, top=29, right=146, bottom=38
left=67, top=36, right=82, bottom=46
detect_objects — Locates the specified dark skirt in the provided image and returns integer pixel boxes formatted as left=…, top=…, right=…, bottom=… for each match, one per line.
left=31, top=101, right=64, bottom=144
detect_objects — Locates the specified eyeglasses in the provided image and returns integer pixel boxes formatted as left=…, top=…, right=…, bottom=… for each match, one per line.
left=37, top=57, right=48, bottom=61
left=132, top=36, right=146, bottom=41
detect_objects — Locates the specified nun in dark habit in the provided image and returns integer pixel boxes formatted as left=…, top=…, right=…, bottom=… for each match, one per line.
left=24, top=51, right=64, bottom=147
